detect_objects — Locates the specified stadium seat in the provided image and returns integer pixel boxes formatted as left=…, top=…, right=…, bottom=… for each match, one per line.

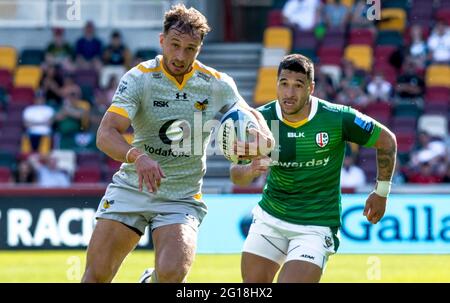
left=0, top=46, right=17, bottom=71
left=293, top=30, right=318, bottom=50
left=373, top=62, right=398, bottom=85
left=0, top=69, right=12, bottom=90
left=344, top=45, right=373, bottom=71
left=424, top=103, right=449, bottom=115
left=376, top=31, right=404, bottom=46
left=14, top=65, right=42, bottom=90
left=395, top=132, right=415, bottom=153
left=318, top=46, right=343, bottom=65
left=382, top=0, right=408, bottom=9
left=74, top=165, right=102, bottom=183
left=364, top=102, right=392, bottom=120
left=374, top=45, right=397, bottom=64
left=426, top=65, right=450, bottom=88
left=294, top=48, right=316, bottom=62
left=393, top=103, right=422, bottom=118
left=418, top=114, right=448, bottom=138
left=391, top=116, right=417, bottom=132
left=261, top=48, right=286, bottom=67
left=135, top=48, right=158, bottom=61
left=322, top=29, right=346, bottom=48
left=349, top=29, right=375, bottom=45
left=0, top=150, right=16, bottom=170
left=325, top=0, right=354, bottom=7
left=0, top=167, right=11, bottom=183
left=263, top=27, right=292, bottom=51
left=20, top=49, right=45, bottom=65
left=74, top=69, right=98, bottom=89
left=77, top=151, right=103, bottom=166
left=106, top=158, right=122, bottom=170
left=254, top=67, right=278, bottom=105
left=425, top=87, right=450, bottom=103
left=10, top=87, right=35, bottom=104
left=267, top=10, right=284, bottom=27
left=436, top=9, right=450, bottom=24
left=378, top=8, right=407, bottom=32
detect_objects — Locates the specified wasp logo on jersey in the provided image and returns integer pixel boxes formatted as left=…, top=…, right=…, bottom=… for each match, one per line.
left=152, top=73, right=162, bottom=79
left=101, top=199, right=115, bottom=212
left=315, top=132, right=329, bottom=148
left=194, top=99, right=209, bottom=111
left=197, top=72, right=211, bottom=82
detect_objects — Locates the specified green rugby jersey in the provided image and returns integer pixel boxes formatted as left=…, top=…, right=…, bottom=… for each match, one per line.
left=258, top=97, right=382, bottom=227
left=107, top=55, right=242, bottom=201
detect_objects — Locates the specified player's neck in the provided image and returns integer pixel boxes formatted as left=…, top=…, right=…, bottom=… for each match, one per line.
left=161, top=60, right=193, bottom=84
left=283, top=98, right=312, bottom=123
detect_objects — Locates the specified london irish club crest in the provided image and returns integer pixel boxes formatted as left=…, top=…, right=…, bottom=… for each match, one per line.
left=315, top=132, right=329, bottom=148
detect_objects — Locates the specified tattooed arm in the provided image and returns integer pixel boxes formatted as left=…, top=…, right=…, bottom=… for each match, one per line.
left=374, top=127, right=397, bottom=182
left=364, top=126, right=397, bottom=224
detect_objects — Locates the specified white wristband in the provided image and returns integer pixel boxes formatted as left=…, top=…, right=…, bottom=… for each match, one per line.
left=374, top=180, right=392, bottom=198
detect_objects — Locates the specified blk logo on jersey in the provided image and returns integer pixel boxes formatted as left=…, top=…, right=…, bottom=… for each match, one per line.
left=315, top=132, right=329, bottom=148
left=194, top=99, right=208, bottom=111
left=288, top=132, right=305, bottom=138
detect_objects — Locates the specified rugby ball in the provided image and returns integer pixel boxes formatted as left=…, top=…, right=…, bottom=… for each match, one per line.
left=216, top=106, right=259, bottom=164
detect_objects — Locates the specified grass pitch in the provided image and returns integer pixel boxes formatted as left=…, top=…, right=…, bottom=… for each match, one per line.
left=0, top=251, right=449, bottom=283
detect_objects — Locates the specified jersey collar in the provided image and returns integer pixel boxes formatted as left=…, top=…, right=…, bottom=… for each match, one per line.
left=158, top=55, right=196, bottom=91
left=275, top=96, right=318, bottom=128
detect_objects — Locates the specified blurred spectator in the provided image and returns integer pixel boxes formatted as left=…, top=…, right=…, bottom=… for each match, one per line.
left=75, top=21, right=103, bottom=70
left=102, top=30, right=131, bottom=68
left=40, top=64, right=64, bottom=106
left=22, top=93, right=55, bottom=153
left=282, top=0, right=322, bottom=31
left=45, top=27, right=74, bottom=71
left=100, top=30, right=129, bottom=88
left=340, top=60, right=366, bottom=89
left=367, top=72, right=392, bottom=102
left=314, top=71, right=336, bottom=100
left=54, top=86, right=90, bottom=149
left=409, top=24, right=428, bottom=70
left=427, top=21, right=450, bottom=63
left=28, top=153, right=71, bottom=187
left=323, top=0, right=350, bottom=30
left=350, top=0, right=375, bottom=30
left=443, top=164, right=450, bottom=183
left=340, top=155, right=366, bottom=188
left=392, top=157, right=406, bottom=185
left=14, top=159, right=36, bottom=184
left=91, top=75, right=117, bottom=131
left=395, top=59, right=425, bottom=105
left=336, top=85, right=370, bottom=108
left=408, top=161, right=442, bottom=184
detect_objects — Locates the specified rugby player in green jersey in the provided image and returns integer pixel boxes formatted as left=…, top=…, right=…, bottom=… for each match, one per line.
left=231, top=54, right=397, bottom=283
left=82, top=4, right=274, bottom=283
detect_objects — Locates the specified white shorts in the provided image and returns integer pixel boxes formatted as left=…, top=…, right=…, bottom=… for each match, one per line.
left=242, top=205, right=340, bottom=270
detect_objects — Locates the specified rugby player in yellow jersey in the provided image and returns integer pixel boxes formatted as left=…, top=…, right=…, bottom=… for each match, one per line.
left=81, top=4, right=274, bottom=283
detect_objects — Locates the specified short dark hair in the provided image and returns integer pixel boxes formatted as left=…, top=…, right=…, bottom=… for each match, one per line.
left=163, top=4, right=211, bottom=40
left=278, top=54, right=314, bottom=83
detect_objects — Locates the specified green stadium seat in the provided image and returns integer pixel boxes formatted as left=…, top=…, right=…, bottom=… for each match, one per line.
left=20, top=49, right=45, bottom=65
left=376, top=31, right=404, bottom=46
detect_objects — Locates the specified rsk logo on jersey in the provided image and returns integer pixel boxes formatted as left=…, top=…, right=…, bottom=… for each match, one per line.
left=194, top=99, right=208, bottom=111
left=315, top=132, right=329, bottom=148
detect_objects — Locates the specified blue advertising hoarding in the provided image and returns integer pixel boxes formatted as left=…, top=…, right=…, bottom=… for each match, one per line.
left=197, top=194, right=450, bottom=254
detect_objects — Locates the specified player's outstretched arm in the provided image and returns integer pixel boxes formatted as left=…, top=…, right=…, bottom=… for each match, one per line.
left=364, top=126, right=397, bottom=224
left=230, top=156, right=271, bottom=186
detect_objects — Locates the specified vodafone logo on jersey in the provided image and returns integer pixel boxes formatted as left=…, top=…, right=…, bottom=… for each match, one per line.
left=315, top=132, right=329, bottom=148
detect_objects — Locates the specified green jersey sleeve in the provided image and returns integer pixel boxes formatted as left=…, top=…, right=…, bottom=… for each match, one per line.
left=342, top=106, right=382, bottom=147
